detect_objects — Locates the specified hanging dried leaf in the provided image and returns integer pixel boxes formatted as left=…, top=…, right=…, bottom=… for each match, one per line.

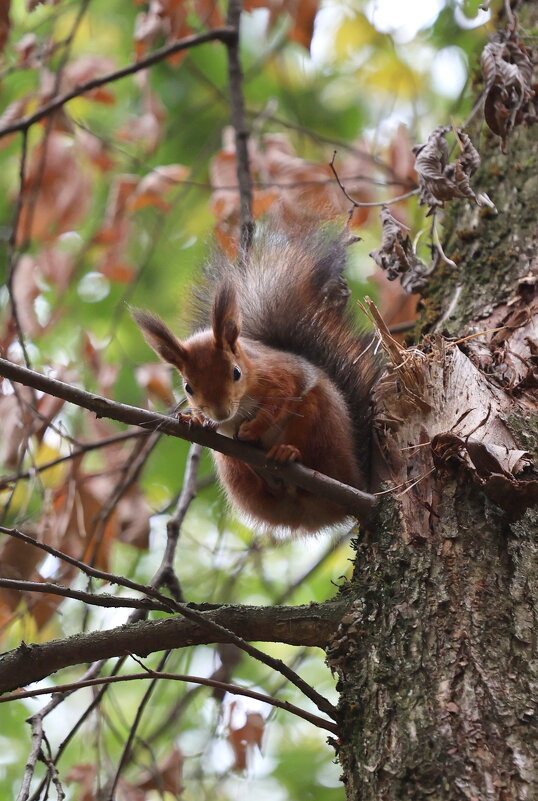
left=193, top=0, right=223, bottom=27
left=76, top=129, right=115, bottom=171
left=370, top=206, right=429, bottom=292
left=136, top=362, right=175, bottom=405
left=62, top=56, right=116, bottom=103
left=243, top=0, right=320, bottom=49
left=134, top=0, right=191, bottom=63
left=14, top=31, right=38, bottom=66
left=129, top=163, right=190, bottom=211
left=481, top=23, right=536, bottom=151
left=16, top=132, right=91, bottom=244
left=228, top=710, right=265, bottom=771
left=0, top=532, right=43, bottom=626
left=0, top=0, right=10, bottom=54
left=117, top=86, right=166, bottom=154
left=412, top=126, right=487, bottom=216
left=136, top=747, right=184, bottom=796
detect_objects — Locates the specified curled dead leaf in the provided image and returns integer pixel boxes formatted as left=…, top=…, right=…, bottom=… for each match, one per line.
left=481, top=22, right=536, bottom=151
left=228, top=709, right=265, bottom=771
left=129, top=164, right=190, bottom=211
left=431, top=432, right=536, bottom=517
left=412, top=127, right=486, bottom=216
left=370, top=206, right=429, bottom=292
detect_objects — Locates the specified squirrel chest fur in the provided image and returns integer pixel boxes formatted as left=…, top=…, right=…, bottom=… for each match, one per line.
left=134, top=230, right=377, bottom=535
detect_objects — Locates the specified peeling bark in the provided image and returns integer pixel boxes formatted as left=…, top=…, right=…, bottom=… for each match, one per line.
left=328, top=4, right=538, bottom=798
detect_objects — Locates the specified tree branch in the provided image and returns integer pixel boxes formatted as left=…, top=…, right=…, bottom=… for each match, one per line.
left=0, top=601, right=349, bottom=695
left=0, top=670, right=338, bottom=735
left=0, top=27, right=236, bottom=140
left=0, top=357, right=377, bottom=522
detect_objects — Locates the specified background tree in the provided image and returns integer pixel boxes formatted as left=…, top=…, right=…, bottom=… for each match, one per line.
left=0, top=1, right=536, bottom=800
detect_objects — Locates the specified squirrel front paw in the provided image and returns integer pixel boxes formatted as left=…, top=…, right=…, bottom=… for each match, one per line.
left=266, top=444, right=302, bottom=463
left=176, top=411, right=214, bottom=429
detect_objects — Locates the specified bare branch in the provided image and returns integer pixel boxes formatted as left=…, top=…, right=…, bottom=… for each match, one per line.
left=0, top=669, right=338, bottom=735
left=0, top=429, right=149, bottom=490
left=0, top=527, right=338, bottom=718
left=0, top=600, right=350, bottom=696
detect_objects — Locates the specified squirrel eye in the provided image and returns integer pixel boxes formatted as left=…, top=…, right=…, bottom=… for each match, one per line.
left=233, top=366, right=241, bottom=382
left=184, top=382, right=194, bottom=396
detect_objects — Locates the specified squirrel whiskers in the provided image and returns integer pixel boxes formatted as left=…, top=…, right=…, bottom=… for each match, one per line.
left=134, top=228, right=378, bottom=535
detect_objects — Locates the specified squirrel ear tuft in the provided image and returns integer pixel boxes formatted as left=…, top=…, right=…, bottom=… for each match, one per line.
left=131, top=308, right=188, bottom=369
left=212, top=283, right=240, bottom=350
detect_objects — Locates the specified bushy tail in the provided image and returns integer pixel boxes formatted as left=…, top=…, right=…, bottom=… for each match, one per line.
left=194, top=227, right=380, bottom=475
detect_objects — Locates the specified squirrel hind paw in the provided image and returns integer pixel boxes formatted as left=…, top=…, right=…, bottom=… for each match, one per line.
left=266, top=444, right=302, bottom=463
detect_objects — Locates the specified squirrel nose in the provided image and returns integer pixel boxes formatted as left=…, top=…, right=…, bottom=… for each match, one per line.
left=211, top=405, right=232, bottom=422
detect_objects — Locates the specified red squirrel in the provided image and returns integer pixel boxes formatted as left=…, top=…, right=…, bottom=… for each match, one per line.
left=133, top=229, right=378, bottom=534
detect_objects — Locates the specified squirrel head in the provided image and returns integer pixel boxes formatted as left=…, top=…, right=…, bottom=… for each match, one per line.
left=132, top=284, right=250, bottom=425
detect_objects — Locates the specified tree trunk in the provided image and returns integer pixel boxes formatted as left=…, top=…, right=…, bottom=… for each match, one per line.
left=328, top=5, right=538, bottom=798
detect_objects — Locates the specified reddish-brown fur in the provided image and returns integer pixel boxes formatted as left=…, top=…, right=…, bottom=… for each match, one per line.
left=134, top=232, right=376, bottom=535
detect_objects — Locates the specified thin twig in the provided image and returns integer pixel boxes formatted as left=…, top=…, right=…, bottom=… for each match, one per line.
left=0, top=28, right=236, bottom=141
left=108, top=651, right=172, bottom=800
left=156, top=443, right=203, bottom=602
left=0, top=429, right=149, bottom=490
left=225, top=0, right=254, bottom=252
left=0, top=670, right=338, bottom=734
left=0, top=578, right=172, bottom=612
left=330, top=151, right=418, bottom=209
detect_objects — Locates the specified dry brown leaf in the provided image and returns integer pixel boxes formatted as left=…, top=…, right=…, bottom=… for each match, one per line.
left=117, top=111, right=163, bottom=152
left=194, top=0, right=223, bottom=27
left=137, top=747, right=184, bottom=795
left=11, top=255, right=42, bottom=337
left=65, top=764, right=97, bottom=801
left=94, top=175, right=138, bottom=248
left=228, top=710, right=265, bottom=771
left=370, top=206, right=429, bottom=292
left=0, top=532, right=43, bottom=629
left=135, top=0, right=191, bottom=64
left=38, top=247, right=75, bottom=292
left=44, top=472, right=118, bottom=572
left=136, top=362, right=175, bottom=405
left=244, top=0, right=320, bottom=49
left=62, top=56, right=116, bottom=103
left=77, top=129, right=115, bottom=171
left=0, top=0, right=10, bottom=54
left=116, top=485, right=151, bottom=549
left=0, top=375, right=68, bottom=468
left=289, top=0, right=319, bottom=49
left=129, top=163, right=190, bottom=211
left=412, top=126, right=484, bottom=216
left=481, top=22, right=536, bottom=151
left=14, top=31, right=38, bottom=65
left=16, top=132, right=91, bottom=244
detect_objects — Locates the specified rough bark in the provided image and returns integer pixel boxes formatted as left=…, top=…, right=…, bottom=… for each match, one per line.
left=0, top=600, right=347, bottom=694
left=328, top=5, right=538, bottom=799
